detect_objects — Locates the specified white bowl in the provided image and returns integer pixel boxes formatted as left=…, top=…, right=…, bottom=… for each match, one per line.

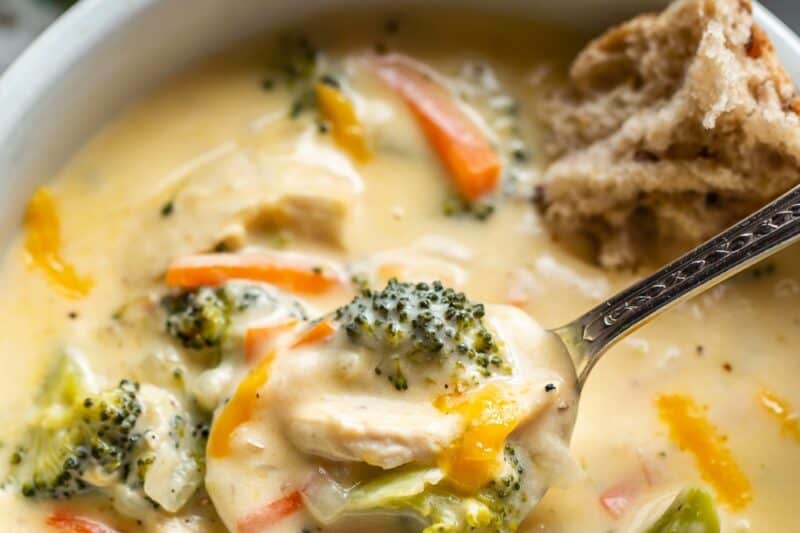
left=0, top=0, right=798, bottom=249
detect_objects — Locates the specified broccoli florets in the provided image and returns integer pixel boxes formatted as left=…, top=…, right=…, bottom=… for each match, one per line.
left=307, top=444, right=534, bottom=533
left=8, top=353, right=207, bottom=515
left=477, top=445, right=531, bottom=532
left=9, top=354, right=141, bottom=499
left=333, top=279, right=510, bottom=390
left=162, top=287, right=232, bottom=350
left=644, top=487, right=720, bottom=533
left=161, top=283, right=307, bottom=351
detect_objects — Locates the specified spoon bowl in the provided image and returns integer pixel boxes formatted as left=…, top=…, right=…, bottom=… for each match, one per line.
left=550, top=183, right=800, bottom=392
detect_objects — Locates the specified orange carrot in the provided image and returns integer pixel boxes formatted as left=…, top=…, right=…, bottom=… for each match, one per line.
left=46, top=511, right=121, bottom=533
left=656, top=394, right=752, bottom=509
left=375, top=55, right=501, bottom=201
left=237, top=491, right=304, bottom=533
left=165, top=253, right=340, bottom=294
left=316, top=82, right=370, bottom=162
left=291, top=319, right=337, bottom=348
left=208, top=354, right=274, bottom=458
left=25, top=187, right=93, bottom=299
left=244, top=319, right=299, bottom=363
left=434, top=383, right=522, bottom=492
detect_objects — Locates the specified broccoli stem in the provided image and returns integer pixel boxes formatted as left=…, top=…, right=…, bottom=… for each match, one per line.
left=645, top=488, right=720, bottom=533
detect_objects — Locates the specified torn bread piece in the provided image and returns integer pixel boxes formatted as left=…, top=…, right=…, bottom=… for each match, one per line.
left=537, top=0, right=800, bottom=267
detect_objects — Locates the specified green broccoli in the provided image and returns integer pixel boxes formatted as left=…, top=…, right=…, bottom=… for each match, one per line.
left=9, top=354, right=141, bottom=499
left=8, top=353, right=208, bottom=515
left=645, top=488, right=720, bottom=533
left=374, top=445, right=531, bottom=532
left=477, top=445, right=530, bottom=532
left=161, top=282, right=307, bottom=350
left=306, top=444, right=532, bottom=532
left=161, top=287, right=232, bottom=350
left=333, top=279, right=510, bottom=390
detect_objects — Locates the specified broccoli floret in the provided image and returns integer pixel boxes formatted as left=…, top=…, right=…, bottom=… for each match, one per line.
left=397, top=445, right=532, bottom=533
left=644, top=487, right=720, bottom=533
left=9, top=355, right=142, bottom=499
left=307, top=444, right=534, bottom=532
left=8, top=353, right=208, bottom=515
left=476, top=445, right=531, bottom=532
left=161, top=283, right=307, bottom=351
left=161, top=287, right=232, bottom=350
left=262, top=34, right=321, bottom=119
left=333, top=279, right=510, bottom=390
left=121, top=394, right=209, bottom=513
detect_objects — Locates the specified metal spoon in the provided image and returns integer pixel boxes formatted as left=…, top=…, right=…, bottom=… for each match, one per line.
left=552, top=184, right=800, bottom=390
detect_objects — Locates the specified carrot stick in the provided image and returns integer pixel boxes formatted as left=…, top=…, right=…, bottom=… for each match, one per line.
left=210, top=320, right=337, bottom=456
left=245, top=319, right=299, bottom=363
left=237, top=491, right=304, bottom=533
left=25, top=188, right=93, bottom=299
left=46, top=511, right=121, bottom=533
left=208, top=354, right=274, bottom=458
left=291, top=319, right=337, bottom=348
left=316, top=82, right=370, bottom=162
left=375, top=55, right=501, bottom=201
left=165, top=253, right=340, bottom=294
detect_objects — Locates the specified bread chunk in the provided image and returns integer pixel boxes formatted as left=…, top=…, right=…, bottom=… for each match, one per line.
left=538, top=0, right=800, bottom=267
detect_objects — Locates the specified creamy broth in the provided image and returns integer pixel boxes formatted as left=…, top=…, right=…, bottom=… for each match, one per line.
left=0, top=7, right=799, bottom=533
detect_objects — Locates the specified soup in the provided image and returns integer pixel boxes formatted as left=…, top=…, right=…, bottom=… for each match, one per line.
left=0, top=4, right=798, bottom=533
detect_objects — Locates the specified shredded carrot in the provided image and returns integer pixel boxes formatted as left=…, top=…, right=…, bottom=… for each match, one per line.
left=24, top=188, right=93, bottom=299
left=598, top=459, right=655, bottom=519
left=758, top=387, right=800, bottom=443
left=315, top=82, right=370, bottom=162
left=375, top=55, right=501, bottom=201
left=434, top=383, right=522, bottom=492
left=237, top=490, right=303, bottom=533
left=46, top=511, right=121, bottom=533
left=208, top=354, right=274, bottom=458
left=245, top=319, right=299, bottom=363
left=656, top=394, right=752, bottom=509
left=165, top=253, right=339, bottom=294
left=291, top=319, right=337, bottom=348
left=599, top=481, right=637, bottom=518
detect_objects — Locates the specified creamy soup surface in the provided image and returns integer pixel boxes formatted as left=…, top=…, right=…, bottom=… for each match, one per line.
left=0, top=8, right=799, bottom=533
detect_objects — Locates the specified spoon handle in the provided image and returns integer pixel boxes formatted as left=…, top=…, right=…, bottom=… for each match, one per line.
left=556, top=185, right=800, bottom=388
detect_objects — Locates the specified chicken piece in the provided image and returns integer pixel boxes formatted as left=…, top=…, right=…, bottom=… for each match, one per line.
left=537, top=0, right=800, bottom=267
left=124, top=141, right=359, bottom=280
left=245, top=194, right=348, bottom=250
left=286, top=395, right=463, bottom=469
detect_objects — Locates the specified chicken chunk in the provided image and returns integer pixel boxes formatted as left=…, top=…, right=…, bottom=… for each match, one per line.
left=124, top=141, right=360, bottom=280
left=286, top=395, right=463, bottom=469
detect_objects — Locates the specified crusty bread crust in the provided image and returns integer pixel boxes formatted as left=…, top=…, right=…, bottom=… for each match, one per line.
left=538, top=0, right=800, bottom=267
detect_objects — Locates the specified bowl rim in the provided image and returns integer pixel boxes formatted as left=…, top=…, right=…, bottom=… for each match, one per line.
left=0, top=0, right=799, bottom=247
left=3, top=0, right=800, bottom=130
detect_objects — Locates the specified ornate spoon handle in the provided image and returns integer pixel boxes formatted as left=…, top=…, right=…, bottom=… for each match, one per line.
left=555, top=185, right=800, bottom=388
